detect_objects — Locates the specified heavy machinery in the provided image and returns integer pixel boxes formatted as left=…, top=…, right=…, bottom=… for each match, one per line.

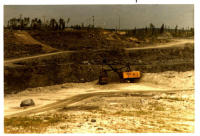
left=98, top=61, right=141, bottom=85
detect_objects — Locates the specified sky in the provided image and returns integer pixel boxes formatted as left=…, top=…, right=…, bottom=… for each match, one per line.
left=4, top=5, right=194, bottom=29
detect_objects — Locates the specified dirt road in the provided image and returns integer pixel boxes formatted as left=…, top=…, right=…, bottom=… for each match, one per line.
left=4, top=50, right=74, bottom=65
left=125, top=39, right=194, bottom=51
left=4, top=82, right=169, bottom=117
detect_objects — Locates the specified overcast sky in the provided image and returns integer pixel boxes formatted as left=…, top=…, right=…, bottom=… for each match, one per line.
left=4, top=5, right=194, bottom=29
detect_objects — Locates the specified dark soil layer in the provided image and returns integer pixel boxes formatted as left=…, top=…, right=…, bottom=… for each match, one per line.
left=28, top=29, right=170, bottom=51
left=29, top=30, right=121, bottom=50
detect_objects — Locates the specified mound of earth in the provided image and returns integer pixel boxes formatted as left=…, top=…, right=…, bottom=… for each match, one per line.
left=4, top=30, right=57, bottom=59
left=141, top=71, right=194, bottom=89
left=28, top=29, right=172, bottom=51
left=29, top=29, right=123, bottom=50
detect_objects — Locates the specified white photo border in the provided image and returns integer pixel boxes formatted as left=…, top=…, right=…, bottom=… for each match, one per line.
left=1, top=0, right=199, bottom=136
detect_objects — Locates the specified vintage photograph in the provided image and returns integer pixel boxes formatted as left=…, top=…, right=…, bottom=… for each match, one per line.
left=4, top=5, right=194, bottom=133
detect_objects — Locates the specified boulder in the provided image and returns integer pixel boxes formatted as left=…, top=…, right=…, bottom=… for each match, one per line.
left=97, top=127, right=103, bottom=130
left=91, top=119, right=96, bottom=122
left=20, top=99, right=35, bottom=107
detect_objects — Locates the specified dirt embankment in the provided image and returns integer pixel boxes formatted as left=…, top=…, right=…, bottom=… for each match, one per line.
left=28, top=29, right=174, bottom=51
left=28, top=29, right=133, bottom=51
left=4, top=29, right=191, bottom=60
left=4, top=40, right=194, bottom=94
left=4, top=30, right=57, bottom=59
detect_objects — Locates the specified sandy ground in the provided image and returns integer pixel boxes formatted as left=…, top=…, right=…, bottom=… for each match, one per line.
left=3, top=81, right=170, bottom=117
left=44, top=90, right=194, bottom=133
left=4, top=70, right=194, bottom=117
left=4, top=70, right=194, bottom=133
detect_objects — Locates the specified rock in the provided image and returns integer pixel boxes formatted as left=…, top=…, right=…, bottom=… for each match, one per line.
left=20, top=99, right=35, bottom=107
left=97, top=127, right=103, bottom=130
left=91, top=119, right=96, bottom=122
left=60, top=125, right=66, bottom=129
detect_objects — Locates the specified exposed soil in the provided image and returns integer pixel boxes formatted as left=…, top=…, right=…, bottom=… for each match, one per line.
left=4, top=30, right=57, bottom=59
left=4, top=70, right=194, bottom=133
left=4, top=29, right=173, bottom=59
left=28, top=29, right=142, bottom=51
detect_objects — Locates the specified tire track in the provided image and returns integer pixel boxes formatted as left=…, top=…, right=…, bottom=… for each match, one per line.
left=5, top=89, right=194, bottom=118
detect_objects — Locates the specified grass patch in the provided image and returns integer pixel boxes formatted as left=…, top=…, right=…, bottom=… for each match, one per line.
left=4, top=114, right=65, bottom=134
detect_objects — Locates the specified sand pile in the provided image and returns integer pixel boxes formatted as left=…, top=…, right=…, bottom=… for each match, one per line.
left=141, top=70, right=194, bottom=89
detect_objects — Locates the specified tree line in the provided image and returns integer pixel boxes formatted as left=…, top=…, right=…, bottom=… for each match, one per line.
left=5, top=16, right=194, bottom=38
left=7, top=16, right=70, bottom=30
left=126, top=23, right=194, bottom=38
